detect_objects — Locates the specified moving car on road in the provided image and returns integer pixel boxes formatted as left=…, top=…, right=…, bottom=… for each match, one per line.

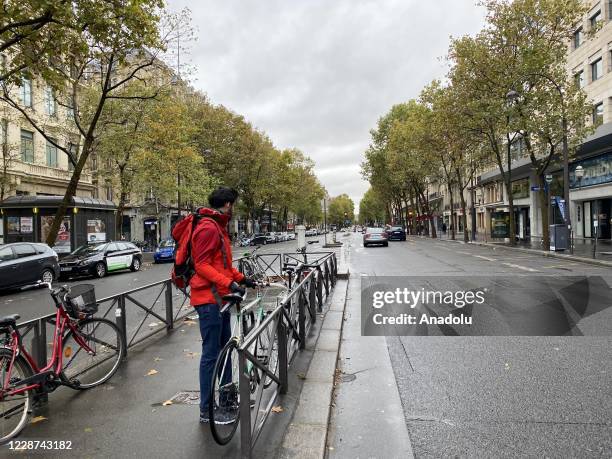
left=153, top=239, right=176, bottom=263
left=0, top=243, right=60, bottom=290
left=363, top=227, right=389, bottom=247
left=59, top=241, right=142, bottom=279
left=388, top=226, right=406, bottom=241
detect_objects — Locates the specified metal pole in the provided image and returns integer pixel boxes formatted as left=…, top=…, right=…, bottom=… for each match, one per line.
left=239, top=350, right=252, bottom=459
left=562, top=116, right=572, bottom=254
left=164, top=280, right=174, bottom=330
left=298, top=288, right=306, bottom=350
left=31, top=319, right=48, bottom=404
left=116, top=295, right=128, bottom=358
left=277, top=315, right=288, bottom=394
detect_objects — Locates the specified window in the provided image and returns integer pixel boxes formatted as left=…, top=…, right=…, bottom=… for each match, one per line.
left=592, top=58, right=603, bottom=81
left=117, top=242, right=129, bottom=251
left=46, top=138, right=58, bottom=167
left=106, top=243, right=119, bottom=253
left=574, top=28, right=583, bottom=48
left=68, top=142, right=78, bottom=171
left=20, top=130, right=34, bottom=163
left=66, top=94, right=75, bottom=120
left=20, top=77, right=32, bottom=107
left=106, top=185, right=113, bottom=201
left=590, top=10, right=601, bottom=29
left=0, top=54, right=6, bottom=72
left=44, top=87, right=56, bottom=116
left=13, top=244, right=37, bottom=258
left=574, top=70, right=585, bottom=88
left=593, top=102, right=604, bottom=124
left=0, top=246, right=14, bottom=262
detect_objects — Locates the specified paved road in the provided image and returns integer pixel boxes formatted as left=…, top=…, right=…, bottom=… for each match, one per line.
left=338, top=233, right=612, bottom=457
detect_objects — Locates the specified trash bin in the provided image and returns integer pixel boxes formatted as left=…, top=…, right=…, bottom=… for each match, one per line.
left=550, top=224, right=569, bottom=251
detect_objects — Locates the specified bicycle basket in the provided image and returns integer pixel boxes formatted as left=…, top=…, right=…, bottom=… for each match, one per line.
left=65, top=284, right=98, bottom=318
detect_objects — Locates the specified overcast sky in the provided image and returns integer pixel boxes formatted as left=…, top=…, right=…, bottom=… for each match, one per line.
left=165, top=0, right=486, bottom=209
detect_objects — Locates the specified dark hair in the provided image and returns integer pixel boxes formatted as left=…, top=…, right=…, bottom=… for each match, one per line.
left=208, top=187, right=238, bottom=208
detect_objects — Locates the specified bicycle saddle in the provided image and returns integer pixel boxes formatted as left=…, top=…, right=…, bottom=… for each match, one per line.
left=222, top=293, right=244, bottom=304
left=0, top=314, right=20, bottom=326
left=282, top=266, right=295, bottom=273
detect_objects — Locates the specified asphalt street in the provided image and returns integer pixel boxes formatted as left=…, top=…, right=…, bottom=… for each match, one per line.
left=333, top=232, right=612, bottom=458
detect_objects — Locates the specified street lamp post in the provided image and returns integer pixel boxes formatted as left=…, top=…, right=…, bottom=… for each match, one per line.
left=545, top=173, right=553, bottom=249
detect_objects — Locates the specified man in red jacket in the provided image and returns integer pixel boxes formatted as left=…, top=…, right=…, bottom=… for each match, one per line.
left=192, top=187, right=255, bottom=424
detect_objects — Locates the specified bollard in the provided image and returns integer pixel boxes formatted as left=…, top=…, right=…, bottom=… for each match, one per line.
left=316, top=273, right=323, bottom=312
left=239, top=350, right=252, bottom=459
left=296, top=225, right=306, bottom=253
left=164, top=280, right=174, bottom=330
left=309, top=278, right=316, bottom=323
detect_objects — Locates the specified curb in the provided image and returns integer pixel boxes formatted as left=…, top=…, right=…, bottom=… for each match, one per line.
left=279, top=273, right=350, bottom=459
left=430, top=236, right=612, bottom=268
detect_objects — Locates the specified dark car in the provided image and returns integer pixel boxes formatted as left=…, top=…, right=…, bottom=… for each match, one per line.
left=153, top=239, right=175, bottom=263
left=250, top=234, right=268, bottom=246
left=58, top=241, right=142, bottom=279
left=363, top=227, right=389, bottom=247
left=0, top=243, right=60, bottom=290
left=388, top=226, right=406, bottom=241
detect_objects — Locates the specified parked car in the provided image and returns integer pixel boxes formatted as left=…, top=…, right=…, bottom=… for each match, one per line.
left=287, top=232, right=296, bottom=241
left=0, top=243, right=60, bottom=290
left=153, top=239, right=176, bottom=263
left=264, top=232, right=276, bottom=243
left=305, top=229, right=317, bottom=237
left=363, top=227, right=389, bottom=247
left=250, top=234, right=268, bottom=245
left=277, top=232, right=288, bottom=242
left=388, top=226, right=407, bottom=241
left=58, top=241, right=142, bottom=279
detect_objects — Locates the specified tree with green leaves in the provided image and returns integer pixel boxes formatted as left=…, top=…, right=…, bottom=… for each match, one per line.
left=328, top=194, right=354, bottom=228
left=359, top=188, right=386, bottom=226
left=0, top=1, right=178, bottom=247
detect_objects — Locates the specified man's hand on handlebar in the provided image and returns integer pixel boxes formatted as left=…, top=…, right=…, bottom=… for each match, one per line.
left=241, top=277, right=258, bottom=289
left=230, top=281, right=246, bottom=297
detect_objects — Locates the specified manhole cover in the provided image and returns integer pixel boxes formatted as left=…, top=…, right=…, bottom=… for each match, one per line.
left=340, top=373, right=357, bottom=383
left=168, top=390, right=200, bottom=405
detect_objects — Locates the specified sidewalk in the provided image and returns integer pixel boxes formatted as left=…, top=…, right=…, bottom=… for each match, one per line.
left=436, top=233, right=612, bottom=268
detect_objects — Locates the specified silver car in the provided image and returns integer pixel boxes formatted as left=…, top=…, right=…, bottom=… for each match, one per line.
left=363, top=227, right=388, bottom=247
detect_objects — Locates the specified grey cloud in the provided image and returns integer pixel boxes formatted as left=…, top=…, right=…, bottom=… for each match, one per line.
left=168, top=0, right=485, bottom=208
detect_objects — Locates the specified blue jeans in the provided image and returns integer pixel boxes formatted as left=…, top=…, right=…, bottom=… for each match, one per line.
left=195, top=303, right=232, bottom=414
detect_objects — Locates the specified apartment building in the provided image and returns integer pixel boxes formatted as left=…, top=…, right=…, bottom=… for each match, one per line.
left=428, top=0, right=612, bottom=244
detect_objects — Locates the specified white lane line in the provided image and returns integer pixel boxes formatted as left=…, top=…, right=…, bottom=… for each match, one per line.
left=473, top=255, right=496, bottom=262
left=457, top=251, right=471, bottom=255
left=502, top=262, right=540, bottom=272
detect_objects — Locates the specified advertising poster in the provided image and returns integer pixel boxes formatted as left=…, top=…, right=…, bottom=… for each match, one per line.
left=41, top=216, right=71, bottom=253
left=87, top=219, right=106, bottom=242
left=490, top=211, right=510, bottom=238
left=7, top=217, right=20, bottom=234
left=20, top=216, right=33, bottom=234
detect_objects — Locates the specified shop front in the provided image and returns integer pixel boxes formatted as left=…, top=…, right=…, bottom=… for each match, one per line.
left=1, top=196, right=116, bottom=255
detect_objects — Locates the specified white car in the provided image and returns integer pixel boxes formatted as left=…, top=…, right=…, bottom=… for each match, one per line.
left=287, top=233, right=296, bottom=240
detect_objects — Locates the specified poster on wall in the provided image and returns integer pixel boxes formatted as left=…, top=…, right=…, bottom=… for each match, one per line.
left=490, top=211, right=510, bottom=238
left=41, top=216, right=71, bottom=253
left=87, top=219, right=106, bottom=243
left=20, top=217, right=33, bottom=233
left=7, top=217, right=20, bottom=234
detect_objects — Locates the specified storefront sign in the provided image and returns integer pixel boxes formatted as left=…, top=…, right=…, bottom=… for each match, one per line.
left=490, top=211, right=510, bottom=238
left=512, top=178, right=530, bottom=199
left=570, top=152, right=612, bottom=188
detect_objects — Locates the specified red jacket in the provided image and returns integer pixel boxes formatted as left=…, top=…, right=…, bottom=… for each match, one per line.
left=189, top=208, right=244, bottom=306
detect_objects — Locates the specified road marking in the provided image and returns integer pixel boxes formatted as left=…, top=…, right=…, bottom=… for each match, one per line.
left=473, top=255, right=496, bottom=262
left=502, top=262, right=539, bottom=272
left=457, top=251, right=471, bottom=255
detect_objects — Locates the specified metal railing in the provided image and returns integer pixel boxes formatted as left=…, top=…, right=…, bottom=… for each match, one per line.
left=236, top=251, right=338, bottom=458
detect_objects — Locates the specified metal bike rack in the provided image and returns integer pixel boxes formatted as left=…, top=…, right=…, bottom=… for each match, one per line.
left=235, top=251, right=338, bottom=458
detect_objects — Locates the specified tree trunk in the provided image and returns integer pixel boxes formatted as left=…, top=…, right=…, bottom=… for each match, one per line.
left=448, top=185, right=455, bottom=240
left=45, top=138, right=91, bottom=247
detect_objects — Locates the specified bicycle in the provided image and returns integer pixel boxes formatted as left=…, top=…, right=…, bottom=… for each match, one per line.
left=209, top=282, right=286, bottom=445
left=0, top=283, right=125, bottom=442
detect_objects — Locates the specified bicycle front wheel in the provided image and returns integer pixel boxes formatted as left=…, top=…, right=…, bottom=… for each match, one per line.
left=209, top=339, right=240, bottom=445
left=61, top=318, right=125, bottom=389
left=0, top=349, right=33, bottom=443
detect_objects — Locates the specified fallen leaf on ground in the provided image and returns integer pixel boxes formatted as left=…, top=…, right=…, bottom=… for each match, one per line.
left=154, top=357, right=163, bottom=362
left=30, top=416, right=47, bottom=424
left=84, top=427, right=92, bottom=433
left=185, top=352, right=199, bottom=358
left=297, top=373, right=306, bottom=380
left=162, top=400, right=173, bottom=406
left=146, top=369, right=158, bottom=376
left=271, top=406, right=283, bottom=413
left=148, top=322, right=159, bottom=328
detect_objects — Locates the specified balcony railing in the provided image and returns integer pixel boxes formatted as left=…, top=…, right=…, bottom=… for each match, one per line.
left=11, top=161, right=92, bottom=183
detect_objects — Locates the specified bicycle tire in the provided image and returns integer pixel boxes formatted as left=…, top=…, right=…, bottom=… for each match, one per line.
left=61, top=318, right=125, bottom=389
left=209, top=339, right=240, bottom=445
left=0, top=349, right=34, bottom=444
